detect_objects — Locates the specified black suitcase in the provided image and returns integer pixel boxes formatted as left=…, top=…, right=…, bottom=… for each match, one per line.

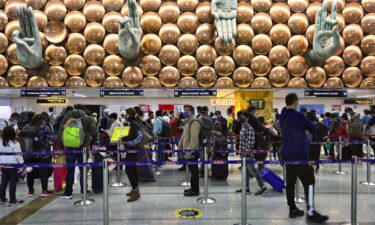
left=211, top=154, right=229, bottom=180
left=92, top=153, right=104, bottom=193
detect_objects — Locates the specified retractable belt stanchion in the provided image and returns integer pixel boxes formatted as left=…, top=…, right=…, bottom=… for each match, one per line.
left=111, top=142, right=125, bottom=187
left=197, top=140, right=216, bottom=204
left=334, top=137, right=347, bottom=175
left=234, top=158, right=250, bottom=225
left=181, top=165, right=191, bottom=186
left=103, top=159, right=109, bottom=225
left=360, top=139, right=375, bottom=186
left=294, top=179, right=306, bottom=203
left=74, top=147, right=95, bottom=206
left=155, top=137, right=162, bottom=175
left=341, top=156, right=359, bottom=225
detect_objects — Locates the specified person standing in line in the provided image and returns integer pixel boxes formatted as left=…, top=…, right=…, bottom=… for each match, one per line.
left=280, top=93, right=329, bottom=223
left=0, top=126, right=25, bottom=206
left=361, top=109, right=371, bottom=126
left=213, top=111, right=228, bottom=137
left=145, top=111, right=154, bottom=128
left=153, top=110, right=164, bottom=163
left=0, top=113, right=20, bottom=136
left=345, top=107, right=364, bottom=158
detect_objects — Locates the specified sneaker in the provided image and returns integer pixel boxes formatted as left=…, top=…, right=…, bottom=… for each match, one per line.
left=8, top=200, right=24, bottom=206
left=58, top=195, right=73, bottom=200
left=41, top=191, right=52, bottom=197
left=235, top=188, right=250, bottom=194
left=254, top=186, right=268, bottom=196
left=27, top=191, right=34, bottom=198
left=184, top=190, right=200, bottom=197
left=289, top=207, right=304, bottom=218
left=306, top=211, right=329, bottom=223
left=184, top=188, right=192, bottom=193
left=0, top=198, right=8, bottom=204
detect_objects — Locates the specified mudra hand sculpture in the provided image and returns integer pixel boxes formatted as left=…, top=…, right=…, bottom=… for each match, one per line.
left=211, top=0, right=237, bottom=45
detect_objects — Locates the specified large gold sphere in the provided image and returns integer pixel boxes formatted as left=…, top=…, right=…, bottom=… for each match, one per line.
left=362, top=0, right=375, bottom=13
left=361, top=13, right=375, bottom=35
left=360, top=78, right=375, bottom=88
left=0, top=10, right=8, bottom=31
left=177, top=55, right=198, bottom=76
left=324, top=77, right=344, bottom=88
left=269, top=45, right=290, bottom=66
left=140, top=55, right=161, bottom=76
left=233, top=45, right=253, bottom=66
left=84, top=22, right=106, bottom=44
left=46, top=66, right=67, bottom=87
left=177, top=12, right=198, bottom=34
left=196, top=66, right=217, bottom=87
left=251, top=77, right=271, bottom=88
left=27, top=76, right=48, bottom=88
left=83, top=1, right=105, bottom=22
left=103, top=76, right=123, bottom=88
left=39, top=32, right=48, bottom=49
left=159, top=66, right=180, bottom=87
left=288, top=35, right=309, bottom=55
left=83, top=44, right=105, bottom=66
left=342, top=3, right=364, bottom=24
left=5, top=0, right=23, bottom=21
left=335, top=36, right=346, bottom=56
left=251, top=13, right=272, bottom=34
left=343, top=45, right=363, bottom=66
left=361, top=35, right=375, bottom=56
left=251, top=0, right=272, bottom=12
left=141, top=34, right=162, bottom=54
left=196, top=45, right=217, bottom=66
left=215, top=77, right=234, bottom=88
left=288, top=0, right=308, bottom=13
left=306, top=25, right=315, bottom=44
left=177, top=34, right=199, bottom=55
left=0, top=33, right=8, bottom=53
left=0, top=76, right=9, bottom=87
left=178, top=77, right=198, bottom=88
left=33, top=10, right=47, bottom=31
left=342, top=67, right=362, bottom=88
left=251, top=55, right=271, bottom=76
left=122, top=66, right=143, bottom=88
left=140, top=0, right=161, bottom=12
left=159, top=2, right=180, bottom=23
left=103, top=55, right=124, bottom=76
left=159, top=45, right=180, bottom=66
left=270, top=24, right=291, bottom=45
left=103, top=34, right=119, bottom=55
left=288, top=13, right=309, bottom=34
left=324, top=56, right=345, bottom=77
left=66, top=33, right=86, bottom=54
left=64, top=0, right=85, bottom=11
left=196, top=23, right=216, bottom=45
left=6, top=43, right=18, bottom=65
left=335, top=14, right=346, bottom=33
left=5, top=21, right=19, bottom=41
left=64, top=54, right=86, bottom=76
left=233, top=67, right=253, bottom=88
left=7, top=65, right=28, bottom=87
left=306, top=67, right=326, bottom=88
left=251, top=34, right=272, bottom=55
left=196, top=2, right=213, bottom=23
left=343, top=24, right=363, bottom=45
left=141, top=12, right=162, bottom=33
left=327, top=0, right=345, bottom=13
left=236, top=23, right=254, bottom=45
left=237, top=2, right=254, bottom=23
left=102, top=12, right=122, bottom=34
left=66, top=76, right=86, bottom=88
left=288, top=77, right=307, bottom=88
left=177, top=0, right=198, bottom=12
left=44, top=0, right=67, bottom=21
left=64, top=11, right=86, bottom=32
left=142, top=76, right=161, bottom=88
left=306, top=2, right=322, bottom=23
left=0, top=54, right=8, bottom=75
left=121, top=2, right=143, bottom=17
left=159, top=23, right=180, bottom=44
left=214, top=38, right=235, bottom=56
left=45, top=45, right=67, bottom=66
left=84, top=66, right=105, bottom=87
left=269, top=66, right=290, bottom=87
left=361, top=56, right=375, bottom=77
left=103, top=0, right=124, bottom=12
left=270, top=2, right=290, bottom=24
left=25, top=0, right=47, bottom=10
left=44, top=21, right=67, bottom=43
left=214, top=56, right=235, bottom=77
left=288, top=56, right=307, bottom=77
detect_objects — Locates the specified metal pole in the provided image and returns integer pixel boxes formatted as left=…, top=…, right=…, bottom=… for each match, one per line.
left=181, top=165, right=190, bottom=186
left=111, top=142, right=125, bottom=187
left=234, top=158, right=250, bottom=225
left=334, top=137, right=347, bottom=175
left=197, top=142, right=216, bottom=204
left=74, top=147, right=95, bottom=206
left=103, top=159, right=109, bottom=225
left=294, top=179, right=306, bottom=203
left=352, top=156, right=358, bottom=225
left=155, top=137, right=162, bottom=175
left=360, top=139, right=375, bottom=186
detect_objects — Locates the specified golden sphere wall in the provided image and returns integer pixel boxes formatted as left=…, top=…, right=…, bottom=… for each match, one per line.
left=0, top=0, right=374, bottom=88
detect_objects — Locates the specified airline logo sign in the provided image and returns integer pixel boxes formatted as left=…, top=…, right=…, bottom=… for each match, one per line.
left=210, top=99, right=235, bottom=106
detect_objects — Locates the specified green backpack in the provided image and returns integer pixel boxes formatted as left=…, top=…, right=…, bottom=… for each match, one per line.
left=62, top=117, right=85, bottom=148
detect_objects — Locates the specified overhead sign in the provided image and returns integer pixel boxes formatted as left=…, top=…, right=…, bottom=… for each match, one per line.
left=344, top=99, right=373, bottom=105
left=36, top=98, right=66, bottom=104
left=304, top=89, right=348, bottom=97
left=100, top=89, right=144, bottom=97
left=210, top=98, right=235, bottom=106
left=174, top=89, right=217, bottom=97
left=175, top=208, right=203, bottom=219
left=138, top=104, right=151, bottom=113
left=331, top=104, right=342, bottom=111
left=250, top=99, right=265, bottom=109
left=21, top=89, right=66, bottom=97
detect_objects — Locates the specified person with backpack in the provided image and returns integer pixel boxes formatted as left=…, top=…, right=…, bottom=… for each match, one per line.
left=306, top=111, right=327, bottom=172
left=213, top=111, right=228, bottom=137
left=0, top=113, right=20, bottom=137
left=197, top=106, right=214, bottom=177
left=153, top=110, right=164, bottom=163
left=58, top=105, right=98, bottom=200
left=345, top=107, right=364, bottom=158
left=0, top=126, right=25, bottom=206
left=179, top=105, right=201, bottom=197
left=54, top=106, right=73, bottom=134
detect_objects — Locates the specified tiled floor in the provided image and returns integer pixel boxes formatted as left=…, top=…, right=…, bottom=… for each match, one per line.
left=1, top=158, right=375, bottom=225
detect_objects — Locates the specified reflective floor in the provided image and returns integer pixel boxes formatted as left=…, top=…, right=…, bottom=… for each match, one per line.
left=0, top=156, right=375, bottom=225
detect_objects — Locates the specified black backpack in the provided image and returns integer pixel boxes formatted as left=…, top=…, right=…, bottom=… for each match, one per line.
left=253, top=131, right=268, bottom=161
left=199, top=116, right=214, bottom=144
left=314, top=122, right=329, bottom=142
left=19, top=124, right=39, bottom=159
left=160, top=118, right=173, bottom=138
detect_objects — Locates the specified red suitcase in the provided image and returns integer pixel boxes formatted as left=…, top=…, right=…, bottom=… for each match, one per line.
left=53, top=143, right=67, bottom=191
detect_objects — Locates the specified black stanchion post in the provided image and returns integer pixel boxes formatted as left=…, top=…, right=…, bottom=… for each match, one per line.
left=74, top=147, right=95, bottom=206
left=155, top=137, right=162, bottom=175
left=360, top=139, right=375, bottom=186
left=197, top=140, right=216, bottom=204
left=234, top=158, right=250, bottom=225
left=334, top=137, right=347, bottom=175
left=111, top=142, right=125, bottom=187
left=103, top=159, right=109, bottom=225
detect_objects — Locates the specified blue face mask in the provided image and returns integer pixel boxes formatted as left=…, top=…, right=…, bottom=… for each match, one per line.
left=183, top=112, right=190, bottom=118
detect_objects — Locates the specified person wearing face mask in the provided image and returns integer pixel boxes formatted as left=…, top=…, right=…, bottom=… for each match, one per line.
left=345, top=107, right=364, bottom=158
left=99, top=108, right=112, bottom=145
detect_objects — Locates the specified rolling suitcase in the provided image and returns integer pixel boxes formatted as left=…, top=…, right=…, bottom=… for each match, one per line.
left=211, top=154, right=229, bottom=180
left=136, top=152, right=156, bottom=182
left=260, top=168, right=285, bottom=192
left=92, top=153, right=104, bottom=193
left=53, top=144, right=67, bottom=192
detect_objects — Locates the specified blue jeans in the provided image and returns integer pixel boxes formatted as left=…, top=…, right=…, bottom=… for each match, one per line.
left=63, top=152, right=83, bottom=196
